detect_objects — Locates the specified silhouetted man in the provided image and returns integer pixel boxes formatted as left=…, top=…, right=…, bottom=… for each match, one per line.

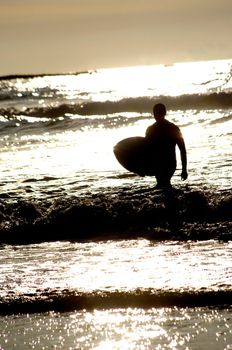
left=145, top=103, right=188, bottom=188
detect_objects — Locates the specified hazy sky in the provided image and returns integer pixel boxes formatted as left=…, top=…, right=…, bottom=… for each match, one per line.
left=0, top=0, right=231, bottom=75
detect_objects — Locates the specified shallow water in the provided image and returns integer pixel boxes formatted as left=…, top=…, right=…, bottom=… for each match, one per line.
left=0, top=60, right=232, bottom=202
left=0, top=240, right=231, bottom=297
left=0, top=59, right=232, bottom=349
left=1, top=308, right=232, bottom=349
left=0, top=239, right=232, bottom=348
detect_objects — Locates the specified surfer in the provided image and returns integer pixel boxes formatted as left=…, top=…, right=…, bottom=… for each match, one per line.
left=145, top=103, right=188, bottom=188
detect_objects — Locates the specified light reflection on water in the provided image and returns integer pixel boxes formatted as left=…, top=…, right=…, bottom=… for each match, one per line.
left=1, top=60, right=231, bottom=350
left=0, top=108, right=231, bottom=199
left=11, top=59, right=232, bottom=104
left=0, top=240, right=231, bottom=296
left=1, top=307, right=232, bottom=349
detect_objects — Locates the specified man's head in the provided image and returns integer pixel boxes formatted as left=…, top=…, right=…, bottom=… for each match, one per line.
left=153, top=103, right=166, bottom=121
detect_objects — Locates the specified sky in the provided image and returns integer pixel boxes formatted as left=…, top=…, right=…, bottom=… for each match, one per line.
left=0, top=0, right=232, bottom=75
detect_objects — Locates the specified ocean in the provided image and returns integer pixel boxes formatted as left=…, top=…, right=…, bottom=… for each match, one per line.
left=0, top=59, right=231, bottom=349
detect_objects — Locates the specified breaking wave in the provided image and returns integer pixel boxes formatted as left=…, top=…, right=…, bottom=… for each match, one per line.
left=0, top=288, right=231, bottom=315
left=0, top=187, right=231, bottom=245
left=1, top=92, right=232, bottom=120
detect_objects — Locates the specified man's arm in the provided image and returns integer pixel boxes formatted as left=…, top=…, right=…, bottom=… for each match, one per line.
left=177, top=131, right=188, bottom=180
left=145, top=125, right=153, bottom=138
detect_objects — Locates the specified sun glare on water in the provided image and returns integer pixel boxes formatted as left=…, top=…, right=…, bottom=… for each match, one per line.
left=2, top=59, right=231, bottom=194
left=17, top=59, right=231, bottom=105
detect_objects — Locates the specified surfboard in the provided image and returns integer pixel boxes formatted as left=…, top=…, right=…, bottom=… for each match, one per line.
left=113, top=136, right=156, bottom=176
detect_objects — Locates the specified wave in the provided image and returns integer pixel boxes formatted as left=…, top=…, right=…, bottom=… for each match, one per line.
left=1, top=92, right=232, bottom=120
left=209, top=114, right=232, bottom=125
left=0, top=288, right=231, bottom=315
left=0, top=112, right=146, bottom=137
left=76, top=92, right=232, bottom=115
left=0, top=187, right=231, bottom=245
